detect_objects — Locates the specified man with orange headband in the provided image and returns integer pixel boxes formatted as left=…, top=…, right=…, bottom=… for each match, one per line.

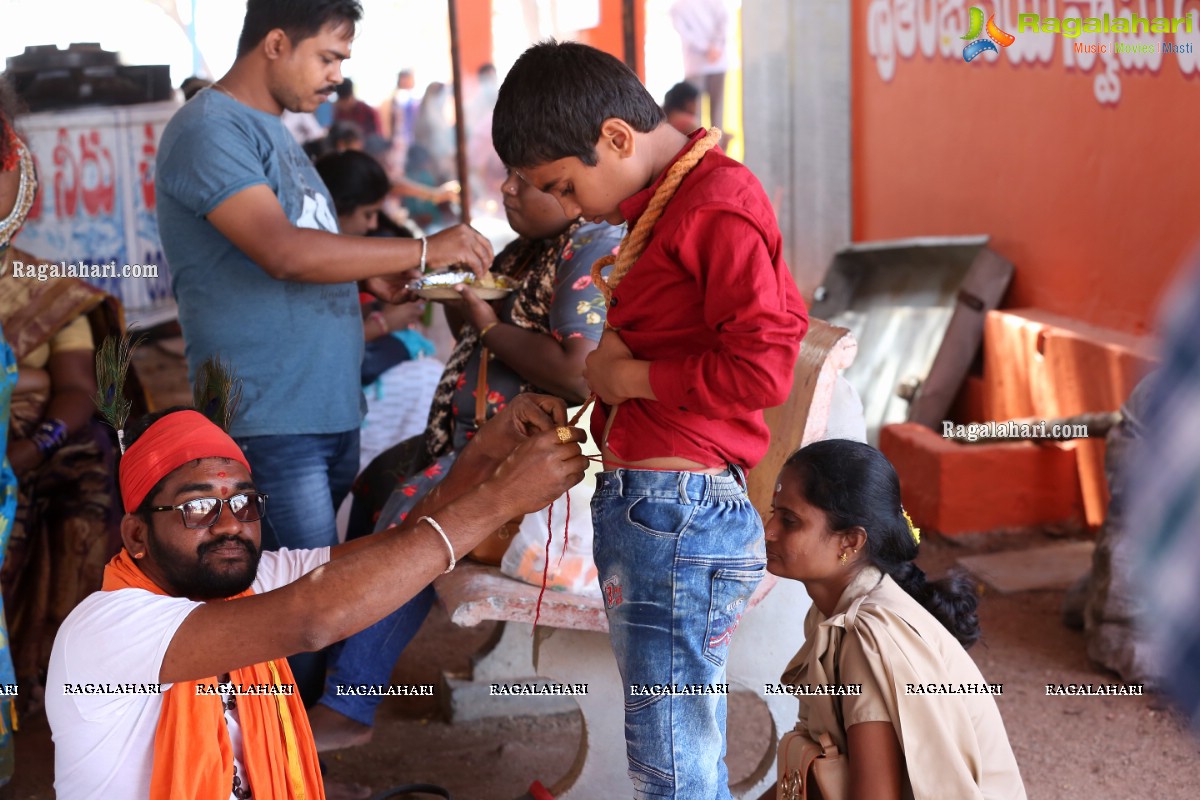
left=45, top=395, right=586, bottom=800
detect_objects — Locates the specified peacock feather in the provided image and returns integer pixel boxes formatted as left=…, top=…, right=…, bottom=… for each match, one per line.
left=192, top=355, right=243, bottom=432
left=93, top=331, right=145, bottom=454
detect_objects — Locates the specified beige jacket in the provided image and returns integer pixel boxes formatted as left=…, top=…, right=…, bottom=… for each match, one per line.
left=780, top=566, right=1026, bottom=799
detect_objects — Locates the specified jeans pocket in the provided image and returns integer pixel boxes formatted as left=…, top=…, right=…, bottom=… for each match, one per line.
left=625, top=496, right=699, bottom=538
left=703, top=567, right=763, bottom=667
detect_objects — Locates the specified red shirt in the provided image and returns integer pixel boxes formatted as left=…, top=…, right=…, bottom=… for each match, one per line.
left=593, top=130, right=809, bottom=469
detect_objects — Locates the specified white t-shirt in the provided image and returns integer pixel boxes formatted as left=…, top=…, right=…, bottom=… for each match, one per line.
left=670, top=0, right=736, bottom=77
left=46, top=547, right=331, bottom=800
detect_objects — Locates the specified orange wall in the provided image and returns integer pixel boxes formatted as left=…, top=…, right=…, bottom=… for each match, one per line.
left=852, top=0, right=1200, bottom=336
left=457, top=0, right=494, bottom=77
left=458, top=0, right=645, bottom=79
left=577, top=0, right=646, bottom=79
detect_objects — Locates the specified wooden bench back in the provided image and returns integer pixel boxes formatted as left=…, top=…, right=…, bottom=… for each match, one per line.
left=745, top=318, right=858, bottom=519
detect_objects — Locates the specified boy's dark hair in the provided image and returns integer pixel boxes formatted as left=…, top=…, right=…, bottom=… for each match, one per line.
left=784, top=439, right=982, bottom=649
left=237, top=0, right=362, bottom=59
left=335, top=78, right=355, bottom=100
left=492, top=40, right=665, bottom=168
left=663, top=81, right=699, bottom=114
left=118, top=406, right=196, bottom=520
left=315, top=150, right=390, bottom=216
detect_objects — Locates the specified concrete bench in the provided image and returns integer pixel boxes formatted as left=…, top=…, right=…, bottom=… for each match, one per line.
left=433, top=319, right=859, bottom=799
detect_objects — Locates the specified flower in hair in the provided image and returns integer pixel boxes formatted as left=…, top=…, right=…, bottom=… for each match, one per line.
left=902, top=508, right=921, bottom=545
left=1, top=117, right=21, bottom=172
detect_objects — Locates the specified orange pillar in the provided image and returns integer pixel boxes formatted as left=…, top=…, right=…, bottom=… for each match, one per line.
left=457, top=0, right=494, bottom=77
left=577, top=0, right=646, bottom=81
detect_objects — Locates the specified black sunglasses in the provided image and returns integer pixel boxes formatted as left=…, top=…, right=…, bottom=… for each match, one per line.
left=149, top=492, right=268, bottom=529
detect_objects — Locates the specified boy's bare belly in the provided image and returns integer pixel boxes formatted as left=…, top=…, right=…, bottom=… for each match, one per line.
left=601, top=445, right=726, bottom=475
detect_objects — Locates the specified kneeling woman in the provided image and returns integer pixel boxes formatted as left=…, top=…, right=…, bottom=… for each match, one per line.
left=764, top=440, right=1025, bottom=799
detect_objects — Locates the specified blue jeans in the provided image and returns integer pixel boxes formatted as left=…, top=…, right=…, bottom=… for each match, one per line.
left=234, top=430, right=360, bottom=551
left=315, top=443, right=445, bottom=726
left=235, top=429, right=360, bottom=703
left=317, top=585, right=435, bottom=725
left=592, top=467, right=765, bottom=800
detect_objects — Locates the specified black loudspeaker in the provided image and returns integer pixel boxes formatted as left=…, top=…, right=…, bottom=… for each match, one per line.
left=5, top=43, right=173, bottom=111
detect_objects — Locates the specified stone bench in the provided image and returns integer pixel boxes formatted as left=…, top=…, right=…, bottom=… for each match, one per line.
left=433, top=319, right=859, bottom=799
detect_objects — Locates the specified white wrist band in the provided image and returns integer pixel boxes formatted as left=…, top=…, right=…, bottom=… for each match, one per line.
left=420, top=515, right=455, bottom=573
left=419, top=236, right=428, bottom=273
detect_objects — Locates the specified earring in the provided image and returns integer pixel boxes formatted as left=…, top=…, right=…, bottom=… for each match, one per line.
left=839, top=552, right=848, bottom=566
left=133, top=552, right=145, bottom=560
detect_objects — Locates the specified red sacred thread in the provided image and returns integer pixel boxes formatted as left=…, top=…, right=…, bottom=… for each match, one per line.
left=561, top=491, right=570, bottom=566
left=533, top=407, right=586, bottom=633
left=533, top=498, right=554, bottom=631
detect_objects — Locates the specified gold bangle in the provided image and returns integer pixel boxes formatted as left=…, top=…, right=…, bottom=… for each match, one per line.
left=479, top=321, right=500, bottom=341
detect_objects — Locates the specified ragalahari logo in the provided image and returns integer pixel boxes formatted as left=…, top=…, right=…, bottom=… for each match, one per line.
left=961, top=7, right=1015, bottom=62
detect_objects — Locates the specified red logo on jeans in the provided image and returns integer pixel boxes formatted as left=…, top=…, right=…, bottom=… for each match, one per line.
left=603, top=576, right=623, bottom=609
left=708, top=613, right=742, bottom=649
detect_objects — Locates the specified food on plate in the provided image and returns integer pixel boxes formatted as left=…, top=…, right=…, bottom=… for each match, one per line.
left=409, top=270, right=514, bottom=301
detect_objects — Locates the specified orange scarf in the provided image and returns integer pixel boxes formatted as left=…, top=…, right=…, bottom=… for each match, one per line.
left=102, top=550, right=325, bottom=800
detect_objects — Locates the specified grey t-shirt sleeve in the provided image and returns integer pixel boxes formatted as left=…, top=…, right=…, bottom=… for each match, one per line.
left=156, top=104, right=270, bottom=217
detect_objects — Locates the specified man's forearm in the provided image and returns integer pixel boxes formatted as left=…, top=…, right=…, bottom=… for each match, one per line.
left=329, top=434, right=504, bottom=564
left=313, top=416, right=567, bottom=644
left=314, top=482, right=510, bottom=645
left=163, top=482, right=513, bottom=682
left=160, top=402, right=582, bottom=684
left=207, top=184, right=488, bottom=282
left=271, top=228, right=424, bottom=283
left=408, top=437, right=505, bottom=522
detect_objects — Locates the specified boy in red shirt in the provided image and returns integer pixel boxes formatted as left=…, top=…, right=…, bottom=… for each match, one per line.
left=493, top=41, right=808, bottom=799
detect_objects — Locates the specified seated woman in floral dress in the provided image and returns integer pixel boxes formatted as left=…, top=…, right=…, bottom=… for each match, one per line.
left=307, top=167, right=622, bottom=750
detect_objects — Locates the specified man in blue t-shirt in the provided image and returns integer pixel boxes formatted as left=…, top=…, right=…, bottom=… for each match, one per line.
left=155, top=0, right=493, bottom=700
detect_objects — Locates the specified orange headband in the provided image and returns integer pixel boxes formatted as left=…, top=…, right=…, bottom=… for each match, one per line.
left=119, top=410, right=251, bottom=513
